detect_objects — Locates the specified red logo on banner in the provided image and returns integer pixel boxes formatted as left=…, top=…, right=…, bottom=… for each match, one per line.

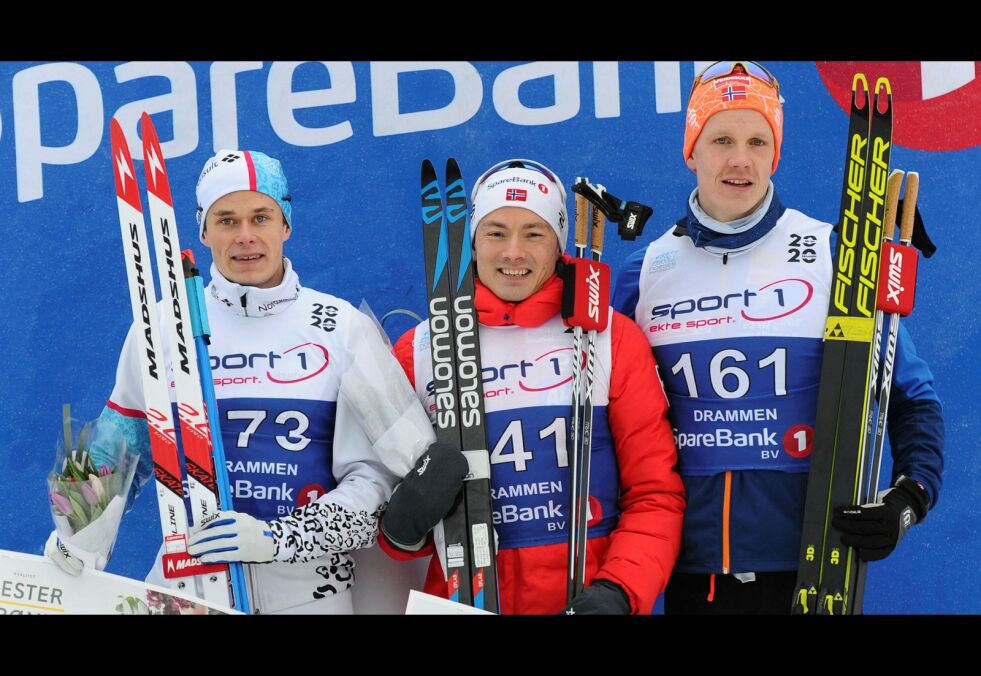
left=816, top=61, right=981, bottom=151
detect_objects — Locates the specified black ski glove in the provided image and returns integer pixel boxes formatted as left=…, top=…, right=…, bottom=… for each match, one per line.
left=832, top=476, right=930, bottom=562
left=381, top=442, right=468, bottom=549
left=562, top=580, right=631, bottom=615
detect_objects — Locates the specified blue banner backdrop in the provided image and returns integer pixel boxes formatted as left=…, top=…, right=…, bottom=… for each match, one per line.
left=0, top=61, right=975, bottom=613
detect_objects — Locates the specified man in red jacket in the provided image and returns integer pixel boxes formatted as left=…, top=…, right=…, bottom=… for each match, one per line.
left=380, top=159, right=685, bottom=614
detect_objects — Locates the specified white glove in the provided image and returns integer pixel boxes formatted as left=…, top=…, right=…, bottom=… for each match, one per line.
left=187, top=511, right=276, bottom=564
left=44, top=530, right=104, bottom=576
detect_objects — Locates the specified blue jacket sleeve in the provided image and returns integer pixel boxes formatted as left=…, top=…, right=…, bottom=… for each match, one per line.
left=91, top=405, right=153, bottom=512
left=612, top=246, right=648, bottom=320
left=887, top=323, right=944, bottom=510
left=830, top=230, right=944, bottom=510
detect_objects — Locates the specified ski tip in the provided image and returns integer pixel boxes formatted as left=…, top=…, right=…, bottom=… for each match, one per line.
left=421, top=159, right=435, bottom=175
left=139, top=113, right=174, bottom=203
left=873, top=77, right=893, bottom=116
left=850, top=73, right=871, bottom=110
left=109, top=118, right=142, bottom=210
left=109, top=117, right=128, bottom=151
left=139, top=112, right=156, bottom=145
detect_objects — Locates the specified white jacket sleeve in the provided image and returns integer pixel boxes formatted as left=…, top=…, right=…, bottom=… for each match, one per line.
left=269, top=309, right=435, bottom=563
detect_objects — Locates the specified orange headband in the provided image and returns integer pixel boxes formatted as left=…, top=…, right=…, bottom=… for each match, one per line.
left=683, top=66, right=783, bottom=174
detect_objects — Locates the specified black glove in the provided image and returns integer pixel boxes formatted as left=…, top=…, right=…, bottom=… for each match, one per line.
left=832, top=476, right=930, bottom=562
left=562, top=580, right=631, bottom=615
left=381, top=442, right=468, bottom=549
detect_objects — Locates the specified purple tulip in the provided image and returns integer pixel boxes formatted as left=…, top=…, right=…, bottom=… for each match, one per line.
left=81, top=483, right=99, bottom=505
left=98, top=465, right=111, bottom=478
left=50, top=491, right=73, bottom=515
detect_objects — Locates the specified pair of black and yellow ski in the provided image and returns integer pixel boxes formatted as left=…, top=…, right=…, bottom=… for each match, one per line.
left=794, top=75, right=921, bottom=615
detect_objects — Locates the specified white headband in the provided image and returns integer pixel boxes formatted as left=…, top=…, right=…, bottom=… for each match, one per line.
left=469, top=160, right=568, bottom=248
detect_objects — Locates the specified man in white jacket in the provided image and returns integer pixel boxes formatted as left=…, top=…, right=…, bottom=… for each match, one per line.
left=47, top=149, right=434, bottom=614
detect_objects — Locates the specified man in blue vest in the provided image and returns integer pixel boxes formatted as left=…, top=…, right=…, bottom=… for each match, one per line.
left=613, top=61, right=944, bottom=614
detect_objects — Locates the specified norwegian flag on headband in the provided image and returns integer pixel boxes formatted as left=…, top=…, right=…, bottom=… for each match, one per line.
left=506, top=188, right=528, bottom=201
left=721, top=85, right=748, bottom=101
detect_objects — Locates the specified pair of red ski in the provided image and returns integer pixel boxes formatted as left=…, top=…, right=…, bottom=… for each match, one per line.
left=109, top=115, right=249, bottom=613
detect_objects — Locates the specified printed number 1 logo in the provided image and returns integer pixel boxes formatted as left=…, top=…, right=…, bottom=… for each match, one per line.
left=782, top=424, right=813, bottom=459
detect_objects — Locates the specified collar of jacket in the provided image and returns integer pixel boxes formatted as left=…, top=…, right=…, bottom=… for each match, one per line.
left=676, top=182, right=786, bottom=252
left=474, top=253, right=569, bottom=328
left=207, top=257, right=302, bottom=318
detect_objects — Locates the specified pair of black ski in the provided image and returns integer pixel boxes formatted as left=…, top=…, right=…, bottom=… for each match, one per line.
left=417, top=165, right=620, bottom=612
left=420, top=159, right=498, bottom=612
left=793, top=75, right=894, bottom=614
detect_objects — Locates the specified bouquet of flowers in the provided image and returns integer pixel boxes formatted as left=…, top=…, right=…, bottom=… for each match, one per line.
left=47, top=405, right=140, bottom=570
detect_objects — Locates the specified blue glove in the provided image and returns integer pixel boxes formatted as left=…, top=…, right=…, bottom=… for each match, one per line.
left=187, top=511, right=276, bottom=564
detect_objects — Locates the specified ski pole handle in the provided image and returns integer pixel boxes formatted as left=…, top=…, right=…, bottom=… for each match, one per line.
left=899, top=172, right=919, bottom=243
left=575, top=191, right=589, bottom=251
left=883, top=170, right=904, bottom=241
left=591, top=204, right=606, bottom=257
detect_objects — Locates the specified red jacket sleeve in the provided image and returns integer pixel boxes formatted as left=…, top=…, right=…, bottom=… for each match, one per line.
left=377, top=528, right=436, bottom=561
left=393, top=327, right=416, bottom=388
left=595, top=311, right=686, bottom=613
